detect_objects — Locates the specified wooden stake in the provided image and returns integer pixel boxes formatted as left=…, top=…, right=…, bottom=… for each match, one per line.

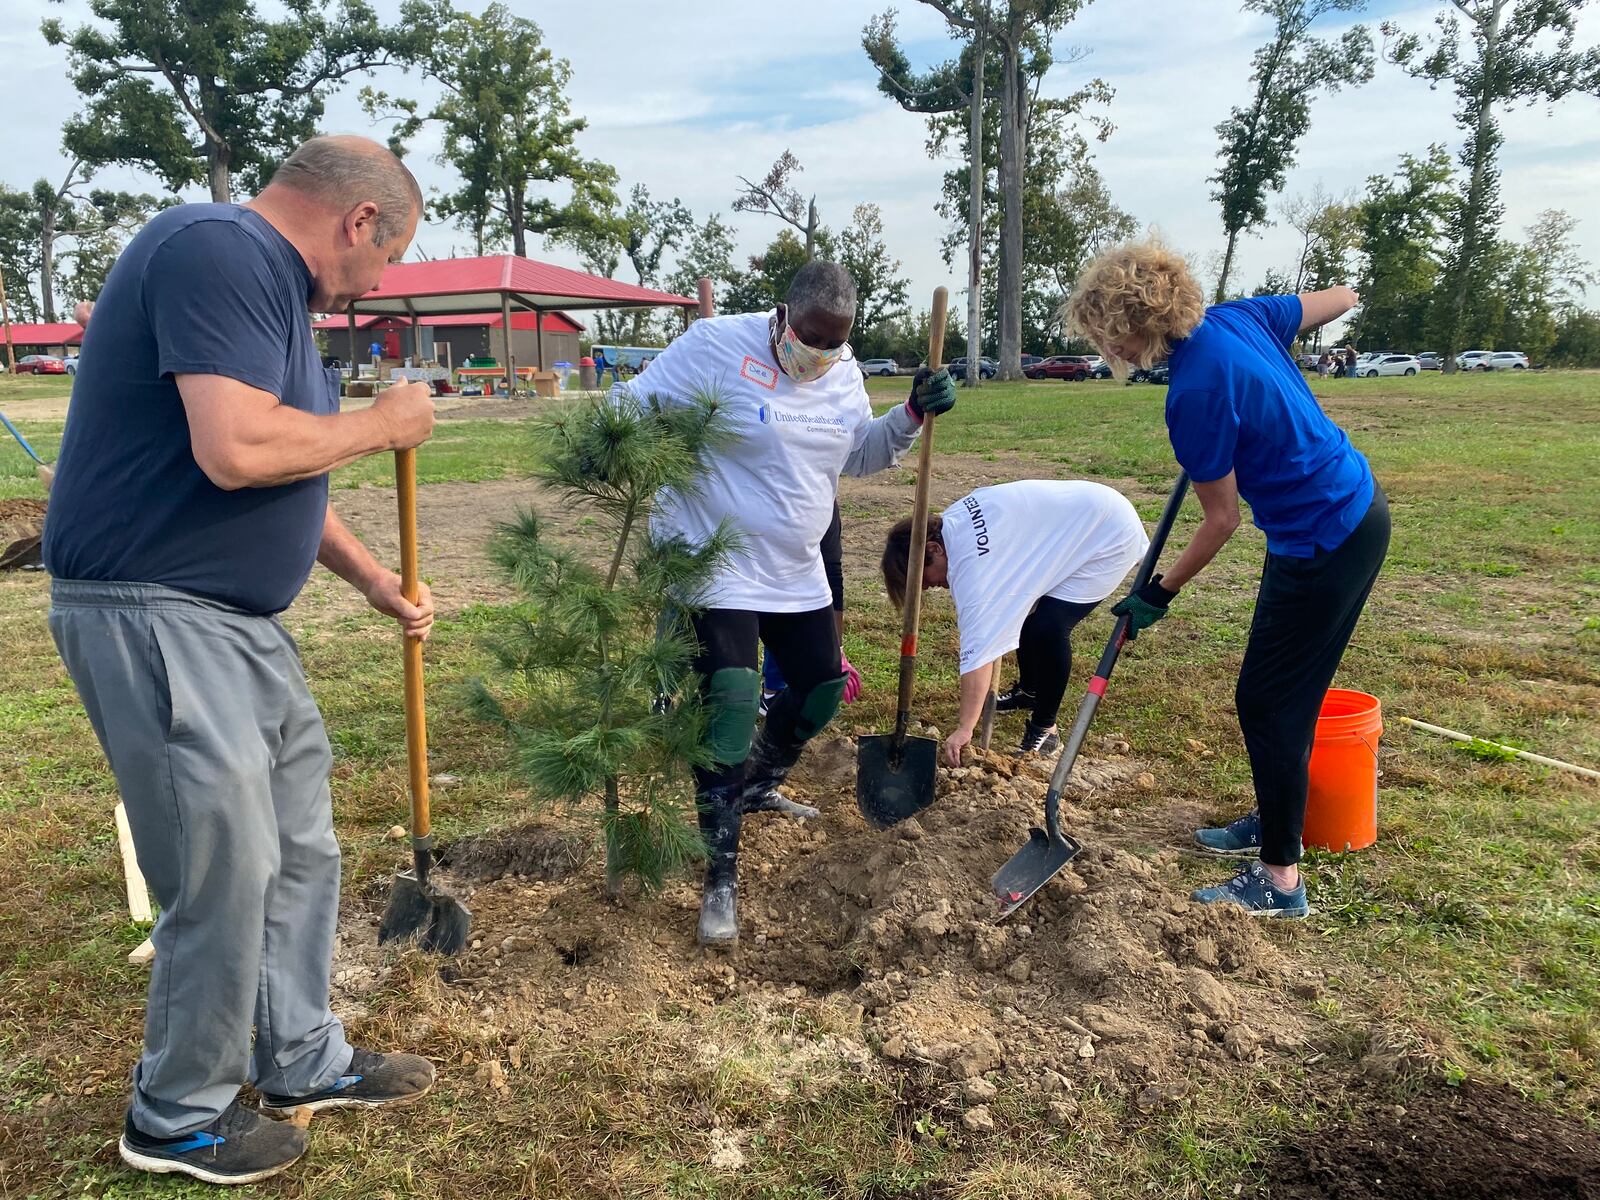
left=114, top=802, right=153, bottom=922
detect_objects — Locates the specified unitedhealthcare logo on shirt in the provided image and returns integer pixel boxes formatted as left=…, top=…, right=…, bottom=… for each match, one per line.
left=758, top=403, right=770, bottom=423
left=760, top=405, right=848, bottom=434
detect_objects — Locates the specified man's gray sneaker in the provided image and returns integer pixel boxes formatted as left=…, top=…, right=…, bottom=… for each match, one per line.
left=1192, top=860, right=1309, bottom=918
left=259, top=1048, right=434, bottom=1115
left=1194, top=809, right=1263, bottom=856
left=119, top=1100, right=306, bottom=1185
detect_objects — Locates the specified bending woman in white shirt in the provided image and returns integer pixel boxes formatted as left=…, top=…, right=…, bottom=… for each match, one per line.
left=627, top=261, right=957, bottom=947
left=881, top=480, right=1148, bottom=764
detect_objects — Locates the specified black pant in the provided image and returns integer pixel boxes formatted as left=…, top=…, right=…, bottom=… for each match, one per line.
left=1238, top=485, right=1391, bottom=866
left=693, top=605, right=841, bottom=792
left=1015, top=596, right=1100, bottom=727
left=820, top=499, right=845, bottom=613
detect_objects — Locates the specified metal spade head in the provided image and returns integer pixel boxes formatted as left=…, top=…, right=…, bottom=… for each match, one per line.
left=991, top=824, right=1083, bottom=920
left=379, top=868, right=472, bottom=956
left=855, top=733, right=939, bottom=830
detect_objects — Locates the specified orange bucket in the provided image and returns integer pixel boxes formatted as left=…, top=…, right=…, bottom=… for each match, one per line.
left=1304, top=688, right=1382, bottom=852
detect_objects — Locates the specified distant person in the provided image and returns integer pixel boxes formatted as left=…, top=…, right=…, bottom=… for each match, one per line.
left=1317, top=352, right=1331, bottom=378
left=44, top=135, right=439, bottom=1186
left=1068, top=240, right=1389, bottom=920
left=1344, top=347, right=1358, bottom=379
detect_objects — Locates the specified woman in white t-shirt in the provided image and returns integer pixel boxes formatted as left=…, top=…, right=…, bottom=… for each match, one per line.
left=881, top=480, right=1148, bottom=764
left=626, top=261, right=957, bottom=947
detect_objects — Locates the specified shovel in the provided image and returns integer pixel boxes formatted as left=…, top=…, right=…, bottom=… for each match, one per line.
left=0, top=408, right=54, bottom=489
left=856, top=286, right=949, bottom=830
left=991, top=471, right=1191, bottom=919
left=378, top=447, right=472, bottom=954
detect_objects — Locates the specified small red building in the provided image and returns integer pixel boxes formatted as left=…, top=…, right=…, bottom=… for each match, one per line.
left=3, top=322, right=86, bottom=358
left=311, top=310, right=583, bottom=368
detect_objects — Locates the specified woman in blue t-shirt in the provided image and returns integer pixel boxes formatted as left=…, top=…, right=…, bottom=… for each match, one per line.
left=1066, top=241, right=1391, bottom=919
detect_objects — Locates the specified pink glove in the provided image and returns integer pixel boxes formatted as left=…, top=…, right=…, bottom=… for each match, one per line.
left=841, top=654, right=862, bottom=704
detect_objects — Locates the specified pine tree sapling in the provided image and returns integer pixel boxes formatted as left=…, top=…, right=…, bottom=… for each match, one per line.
left=468, top=390, right=739, bottom=899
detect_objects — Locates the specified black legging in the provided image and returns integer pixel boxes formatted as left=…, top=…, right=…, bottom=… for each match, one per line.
left=1238, top=485, right=1391, bottom=866
left=1015, top=596, right=1100, bottom=728
left=694, top=605, right=840, bottom=792
left=820, top=500, right=845, bottom=613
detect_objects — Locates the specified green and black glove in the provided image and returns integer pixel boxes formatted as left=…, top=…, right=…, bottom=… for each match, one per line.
left=907, top=366, right=957, bottom=420
left=1110, top=574, right=1178, bottom=639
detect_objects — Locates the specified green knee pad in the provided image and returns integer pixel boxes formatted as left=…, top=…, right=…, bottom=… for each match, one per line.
left=795, top=675, right=848, bottom=739
left=706, top=667, right=760, bottom=764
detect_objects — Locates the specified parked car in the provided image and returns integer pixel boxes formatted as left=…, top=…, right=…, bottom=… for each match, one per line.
left=1025, top=355, right=1093, bottom=381
left=1455, top=349, right=1493, bottom=370
left=1090, top=360, right=1114, bottom=379
left=1355, top=354, right=1421, bottom=377
left=1415, top=351, right=1443, bottom=371
left=1481, top=350, right=1528, bottom=371
left=1020, top=354, right=1044, bottom=371
left=858, top=357, right=899, bottom=377
left=11, top=355, right=67, bottom=375
left=1131, top=362, right=1171, bottom=384
left=947, top=356, right=998, bottom=381
left=63, top=354, right=80, bottom=374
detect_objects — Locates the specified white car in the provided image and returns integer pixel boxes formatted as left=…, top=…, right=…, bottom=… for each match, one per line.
left=63, top=354, right=80, bottom=375
left=857, top=358, right=899, bottom=377
left=1481, top=350, right=1528, bottom=371
left=1456, top=349, right=1493, bottom=370
left=1356, top=354, right=1421, bottom=378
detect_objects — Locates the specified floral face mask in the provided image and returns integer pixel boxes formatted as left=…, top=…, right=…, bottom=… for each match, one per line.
left=771, top=313, right=844, bottom=382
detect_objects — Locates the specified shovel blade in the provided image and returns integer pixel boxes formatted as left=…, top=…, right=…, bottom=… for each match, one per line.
left=991, top=827, right=1082, bottom=920
left=379, top=869, right=472, bottom=956
left=855, top=733, right=939, bottom=830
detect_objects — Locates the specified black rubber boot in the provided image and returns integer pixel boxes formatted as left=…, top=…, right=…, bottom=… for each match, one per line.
left=994, top=684, right=1036, bottom=713
left=739, top=731, right=818, bottom=819
left=1019, top=720, right=1061, bottom=757
left=697, top=784, right=744, bottom=948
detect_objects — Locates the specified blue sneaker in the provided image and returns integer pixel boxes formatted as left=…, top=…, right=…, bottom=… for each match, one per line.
left=119, top=1100, right=306, bottom=1185
left=1193, top=861, right=1309, bottom=918
left=1194, top=809, right=1263, bottom=857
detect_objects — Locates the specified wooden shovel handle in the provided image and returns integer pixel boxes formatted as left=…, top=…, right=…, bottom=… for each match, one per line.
left=396, top=448, right=431, bottom=840
left=892, top=287, right=948, bottom=740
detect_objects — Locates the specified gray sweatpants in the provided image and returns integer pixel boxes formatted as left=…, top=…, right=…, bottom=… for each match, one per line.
left=49, top=580, right=352, bottom=1137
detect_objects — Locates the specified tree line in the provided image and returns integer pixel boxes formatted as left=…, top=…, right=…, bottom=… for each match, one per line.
left=4, top=0, right=1599, bottom=371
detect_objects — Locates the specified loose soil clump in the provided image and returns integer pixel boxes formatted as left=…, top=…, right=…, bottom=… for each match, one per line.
left=0, top=498, right=47, bottom=570
left=1259, top=1079, right=1600, bottom=1199
left=348, top=737, right=1322, bottom=1101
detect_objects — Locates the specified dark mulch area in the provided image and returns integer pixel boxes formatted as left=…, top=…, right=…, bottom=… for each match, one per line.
left=1261, top=1080, right=1600, bottom=1199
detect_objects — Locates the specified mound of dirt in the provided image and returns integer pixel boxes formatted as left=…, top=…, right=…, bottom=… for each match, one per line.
left=0, top=498, right=47, bottom=570
left=342, top=737, right=1321, bottom=1099
left=1259, top=1080, right=1600, bottom=1199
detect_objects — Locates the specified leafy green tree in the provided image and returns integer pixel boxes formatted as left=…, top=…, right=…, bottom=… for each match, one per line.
left=1350, top=146, right=1455, bottom=350
left=1383, top=0, right=1600, bottom=371
left=1211, top=0, right=1374, bottom=301
left=721, top=229, right=817, bottom=316
left=864, top=3, right=991, bottom=383
left=839, top=204, right=911, bottom=337
left=43, top=0, right=417, bottom=202
left=1279, top=186, right=1361, bottom=294
left=372, top=2, right=616, bottom=257
left=1549, top=307, right=1600, bottom=366
left=467, top=392, right=739, bottom=899
left=0, top=188, right=43, bottom=324
left=555, top=184, right=697, bottom=344
left=665, top=215, right=738, bottom=307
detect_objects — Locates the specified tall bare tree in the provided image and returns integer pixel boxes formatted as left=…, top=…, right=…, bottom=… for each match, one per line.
left=733, top=152, right=822, bottom=260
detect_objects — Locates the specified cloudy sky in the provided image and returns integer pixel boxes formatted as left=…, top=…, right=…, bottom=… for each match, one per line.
left=3, top=0, right=1598, bottom=327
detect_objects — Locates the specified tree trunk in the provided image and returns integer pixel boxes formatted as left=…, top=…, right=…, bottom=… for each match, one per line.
left=965, top=15, right=986, bottom=388
left=996, top=36, right=1024, bottom=381
left=1215, top=228, right=1240, bottom=303
left=207, top=138, right=231, bottom=204
left=805, top=198, right=818, bottom=261
left=1440, top=0, right=1505, bottom=376
left=603, top=776, right=623, bottom=902
left=39, top=212, right=57, bottom=325
left=508, top=187, right=528, bottom=257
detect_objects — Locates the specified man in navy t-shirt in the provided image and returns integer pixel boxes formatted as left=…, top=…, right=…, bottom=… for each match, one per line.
left=1068, top=242, right=1390, bottom=921
left=44, top=136, right=440, bottom=1186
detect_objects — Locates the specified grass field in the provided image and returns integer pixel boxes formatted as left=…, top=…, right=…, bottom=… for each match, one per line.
left=1, top=369, right=1596, bottom=1197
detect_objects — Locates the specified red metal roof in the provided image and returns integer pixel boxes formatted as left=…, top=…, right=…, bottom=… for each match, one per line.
left=3, top=322, right=85, bottom=345
left=312, top=311, right=582, bottom=333
left=345, top=255, right=696, bottom=317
